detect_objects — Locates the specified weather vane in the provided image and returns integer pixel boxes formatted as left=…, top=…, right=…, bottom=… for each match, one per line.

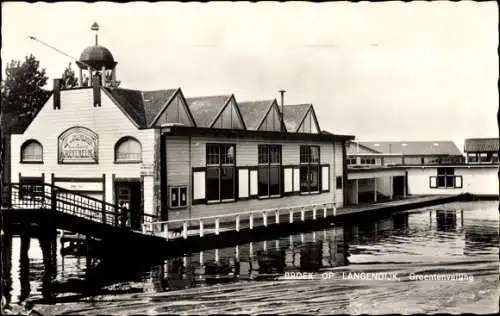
left=91, top=22, right=99, bottom=46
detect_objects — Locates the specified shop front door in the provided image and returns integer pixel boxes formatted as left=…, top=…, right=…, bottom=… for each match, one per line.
left=115, top=180, right=142, bottom=229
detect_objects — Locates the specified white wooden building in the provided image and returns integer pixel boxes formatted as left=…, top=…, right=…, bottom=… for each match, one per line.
left=9, top=41, right=354, bottom=222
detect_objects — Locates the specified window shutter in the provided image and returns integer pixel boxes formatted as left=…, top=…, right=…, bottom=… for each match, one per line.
left=250, top=170, right=258, bottom=196
left=321, top=165, right=330, bottom=192
left=193, top=171, right=206, bottom=200
left=238, top=168, right=249, bottom=198
left=454, top=176, right=462, bottom=188
left=283, top=167, right=293, bottom=193
left=293, top=168, right=300, bottom=192
left=429, top=176, right=437, bottom=188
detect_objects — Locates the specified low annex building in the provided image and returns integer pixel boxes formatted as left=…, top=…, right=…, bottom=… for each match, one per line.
left=10, top=39, right=354, bottom=223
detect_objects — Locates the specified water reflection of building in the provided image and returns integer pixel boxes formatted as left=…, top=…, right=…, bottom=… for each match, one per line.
left=435, top=210, right=458, bottom=232
left=392, top=213, right=409, bottom=234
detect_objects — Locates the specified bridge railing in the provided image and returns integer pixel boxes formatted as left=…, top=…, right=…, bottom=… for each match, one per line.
left=3, top=183, right=158, bottom=230
left=142, top=202, right=337, bottom=240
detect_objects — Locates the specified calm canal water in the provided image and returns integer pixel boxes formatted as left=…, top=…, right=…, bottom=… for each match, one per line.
left=3, top=201, right=499, bottom=315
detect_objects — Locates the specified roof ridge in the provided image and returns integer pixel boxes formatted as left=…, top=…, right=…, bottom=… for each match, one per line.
left=186, top=94, right=232, bottom=100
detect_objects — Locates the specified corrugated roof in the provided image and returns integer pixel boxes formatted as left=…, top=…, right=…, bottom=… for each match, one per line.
left=238, top=100, right=275, bottom=130
left=464, top=138, right=499, bottom=152
left=186, top=95, right=231, bottom=128
left=142, top=89, right=178, bottom=125
left=282, top=104, right=310, bottom=132
left=358, top=141, right=463, bottom=156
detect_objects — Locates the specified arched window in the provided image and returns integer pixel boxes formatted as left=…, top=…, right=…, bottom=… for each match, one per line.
left=21, top=140, right=43, bottom=163
left=115, top=137, right=142, bottom=163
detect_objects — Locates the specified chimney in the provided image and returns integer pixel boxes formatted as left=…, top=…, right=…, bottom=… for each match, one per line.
left=53, top=78, right=62, bottom=110
left=279, top=89, right=286, bottom=131
left=92, top=75, right=101, bottom=107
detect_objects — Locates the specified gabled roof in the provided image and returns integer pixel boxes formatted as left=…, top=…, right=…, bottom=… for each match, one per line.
left=358, top=141, right=463, bottom=156
left=238, top=99, right=276, bottom=130
left=104, top=88, right=147, bottom=127
left=282, top=104, right=310, bottom=132
left=103, top=87, right=182, bottom=128
left=186, top=95, right=232, bottom=128
left=296, top=105, right=320, bottom=134
left=464, top=138, right=499, bottom=152
left=142, top=89, right=178, bottom=126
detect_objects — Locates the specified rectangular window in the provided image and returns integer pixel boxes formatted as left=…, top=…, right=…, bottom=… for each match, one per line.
left=492, top=152, right=499, bottom=163
left=258, top=145, right=282, bottom=197
left=300, top=145, right=320, bottom=194
left=479, top=153, right=489, bottom=163
left=467, top=153, right=478, bottom=163
left=435, top=167, right=455, bottom=188
left=206, top=144, right=236, bottom=203
left=170, top=186, right=188, bottom=208
left=336, top=176, right=343, bottom=189
left=20, top=177, right=44, bottom=200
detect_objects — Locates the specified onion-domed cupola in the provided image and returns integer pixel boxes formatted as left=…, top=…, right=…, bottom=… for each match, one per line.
left=77, top=22, right=119, bottom=87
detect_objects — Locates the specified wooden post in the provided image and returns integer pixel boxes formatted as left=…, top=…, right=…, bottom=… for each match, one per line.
left=182, top=222, right=188, bottom=239
left=250, top=213, right=254, bottom=229
left=263, top=211, right=267, bottom=227
left=289, top=209, right=294, bottom=223
left=263, top=240, right=267, bottom=251
left=313, top=231, right=316, bottom=242
left=275, top=209, right=280, bottom=224
left=313, top=208, right=317, bottom=220
left=275, top=239, right=279, bottom=250
left=333, top=206, right=337, bottom=216
left=199, top=220, right=204, bottom=237
left=163, top=224, right=169, bottom=240
left=199, top=251, right=204, bottom=265
left=324, top=206, right=327, bottom=218
left=301, top=233, right=305, bottom=244
left=289, top=235, right=293, bottom=249
left=215, top=248, right=219, bottom=263
left=235, top=245, right=239, bottom=259
left=235, top=215, right=240, bottom=232
left=301, top=208, right=305, bottom=222
left=215, top=217, right=220, bottom=235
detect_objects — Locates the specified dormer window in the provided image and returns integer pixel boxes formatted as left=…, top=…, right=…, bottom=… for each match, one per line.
left=114, top=137, right=142, bottom=163
left=21, top=140, right=43, bottom=163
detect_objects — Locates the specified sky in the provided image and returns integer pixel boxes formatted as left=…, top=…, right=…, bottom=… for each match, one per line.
left=1, top=1, right=498, bottom=151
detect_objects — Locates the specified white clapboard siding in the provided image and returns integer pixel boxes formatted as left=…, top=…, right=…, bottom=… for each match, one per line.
left=10, top=88, right=156, bottom=215
left=166, top=136, right=190, bottom=186
left=166, top=136, right=337, bottom=220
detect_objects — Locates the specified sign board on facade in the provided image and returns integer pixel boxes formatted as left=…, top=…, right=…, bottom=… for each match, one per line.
left=55, top=181, right=103, bottom=192
left=58, top=127, right=98, bottom=163
left=140, top=163, right=154, bottom=176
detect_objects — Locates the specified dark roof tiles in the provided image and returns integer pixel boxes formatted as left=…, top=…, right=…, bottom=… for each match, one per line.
left=282, top=104, right=310, bottom=132
left=142, top=89, right=178, bottom=125
left=238, top=100, right=275, bottom=130
left=186, top=95, right=231, bottom=128
left=104, top=87, right=180, bottom=128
